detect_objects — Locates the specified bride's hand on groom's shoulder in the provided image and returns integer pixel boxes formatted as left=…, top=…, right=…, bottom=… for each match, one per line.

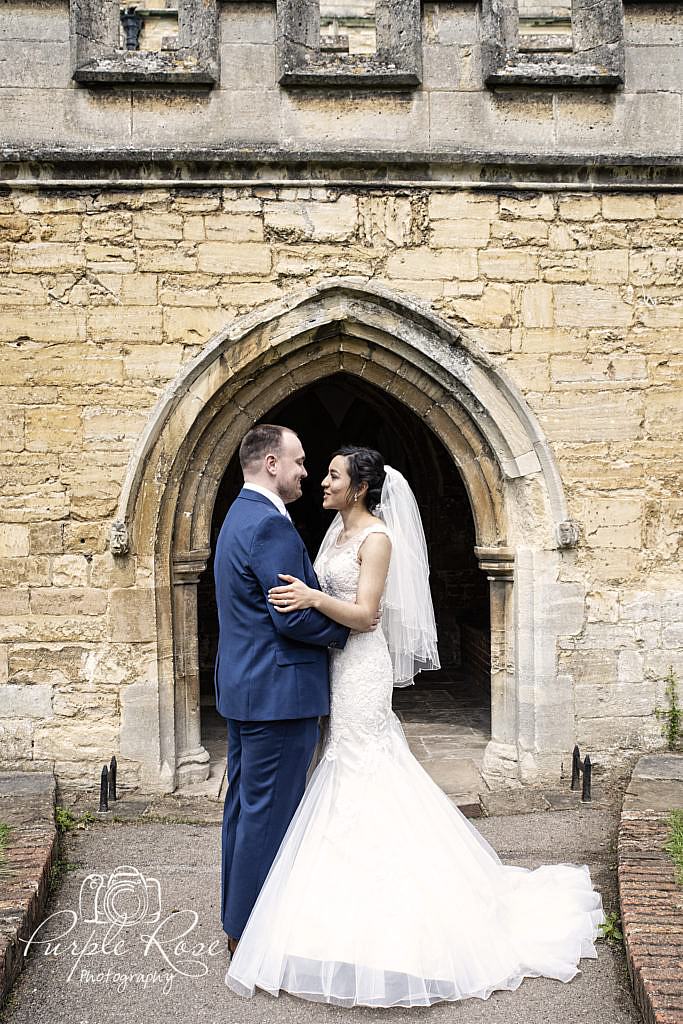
left=268, top=574, right=317, bottom=612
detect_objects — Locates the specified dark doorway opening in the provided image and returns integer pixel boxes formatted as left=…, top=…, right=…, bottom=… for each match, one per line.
left=197, top=373, right=491, bottom=784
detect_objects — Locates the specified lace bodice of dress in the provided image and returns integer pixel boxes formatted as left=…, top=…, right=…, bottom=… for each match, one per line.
left=314, top=521, right=390, bottom=604
left=314, top=521, right=395, bottom=786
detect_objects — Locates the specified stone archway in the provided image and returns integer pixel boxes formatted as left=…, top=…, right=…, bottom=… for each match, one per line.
left=111, top=280, right=579, bottom=793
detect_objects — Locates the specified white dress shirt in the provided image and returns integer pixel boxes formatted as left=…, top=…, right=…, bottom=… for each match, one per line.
left=243, top=482, right=291, bottom=519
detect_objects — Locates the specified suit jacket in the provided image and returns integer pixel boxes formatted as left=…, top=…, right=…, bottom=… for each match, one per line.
left=213, top=487, right=350, bottom=721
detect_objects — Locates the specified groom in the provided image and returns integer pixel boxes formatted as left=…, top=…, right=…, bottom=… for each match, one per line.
left=214, top=424, right=351, bottom=955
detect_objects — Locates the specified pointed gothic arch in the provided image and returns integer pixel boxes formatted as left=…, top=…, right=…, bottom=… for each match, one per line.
left=111, top=280, right=580, bottom=793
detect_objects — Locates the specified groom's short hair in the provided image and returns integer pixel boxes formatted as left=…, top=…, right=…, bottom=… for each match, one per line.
left=239, top=424, right=295, bottom=470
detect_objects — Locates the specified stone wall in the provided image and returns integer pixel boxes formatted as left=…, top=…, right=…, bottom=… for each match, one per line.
left=0, top=0, right=681, bottom=792
left=1, top=1, right=681, bottom=162
left=0, top=182, right=681, bottom=788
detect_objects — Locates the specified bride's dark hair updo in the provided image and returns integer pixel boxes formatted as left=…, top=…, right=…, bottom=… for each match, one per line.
left=333, top=446, right=386, bottom=512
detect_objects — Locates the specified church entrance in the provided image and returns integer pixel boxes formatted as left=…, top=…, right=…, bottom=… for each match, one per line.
left=196, top=373, right=491, bottom=803
left=121, top=281, right=574, bottom=794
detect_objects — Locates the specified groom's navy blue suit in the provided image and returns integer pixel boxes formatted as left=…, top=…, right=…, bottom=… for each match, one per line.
left=214, top=487, right=349, bottom=940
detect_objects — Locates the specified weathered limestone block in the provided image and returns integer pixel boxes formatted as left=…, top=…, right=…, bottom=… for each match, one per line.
left=63, top=522, right=109, bottom=555
left=554, top=285, right=632, bottom=327
left=559, top=648, right=618, bottom=685
left=204, top=213, right=264, bottom=242
left=583, top=497, right=642, bottom=549
left=657, top=195, right=683, bottom=219
left=478, top=248, right=539, bottom=282
left=52, top=555, right=89, bottom=588
left=499, top=354, right=549, bottom=393
left=630, top=251, right=682, bottom=288
left=89, top=553, right=136, bottom=589
left=0, top=684, right=53, bottom=719
left=0, top=720, right=34, bottom=764
left=163, top=306, right=228, bottom=344
left=550, top=354, right=648, bottom=388
left=588, top=250, right=629, bottom=284
left=84, top=244, right=137, bottom=274
left=109, top=589, right=156, bottom=643
left=385, top=248, right=477, bottom=281
left=197, top=242, right=272, bottom=275
left=133, top=212, right=184, bottom=241
left=30, top=588, right=108, bottom=617
left=576, top=681, right=655, bottom=718
left=0, top=273, right=49, bottom=305
left=558, top=196, right=601, bottom=221
left=602, top=195, right=657, bottom=220
left=428, top=194, right=498, bottom=221
left=430, top=219, right=490, bottom=249
left=586, top=589, right=619, bottom=624
left=645, top=391, right=683, bottom=439
left=0, top=525, right=30, bottom=558
left=537, top=392, right=643, bottom=442
left=264, top=197, right=359, bottom=242
left=520, top=283, right=553, bottom=328
left=3, top=348, right=124, bottom=387
left=138, top=244, right=198, bottom=273
left=448, top=284, right=512, bottom=328
left=82, top=408, right=148, bottom=451
left=0, top=214, right=30, bottom=241
left=80, top=643, right=157, bottom=690
left=663, top=623, right=683, bottom=649
left=578, top=715, right=662, bottom=751
left=0, top=307, right=87, bottom=344
left=33, top=718, right=118, bottom=762
left=83, top=211, right=132, bottom=240
left=8, top=645, right=87, bottom=686
left=0, top=589, right=30, bottom=616
left=11, top=243, right=85, bottom=273
left=520, top=328, right=586, bottom=353
left=359, top=196, right=414, bottom=248
left=618, top=650, right=645, bottom=683
left=51, top=688, right=119, bottom=720
left=25, top=407, right=82, bottom=452
left=86, top=307, right=163, bottom=344
left=120, top=681, right=162, bottom=762
left=499, top=195, right=555, bottom=221
left=491, top=220, right=549, bottom=246
left=34, top=214, right=82, bottom=243
left=619, top=590, right=661, bottom=623
left=0, top=408, right=25, bottom=453
left=661, top=592, right=683, bottom=625
left=95, top=273, right=159, bottom=306
left=123, top=344, right=184, bottom=381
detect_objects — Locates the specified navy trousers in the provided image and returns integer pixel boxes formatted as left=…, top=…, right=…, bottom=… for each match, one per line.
left=221, top=716, right=319, bottom=940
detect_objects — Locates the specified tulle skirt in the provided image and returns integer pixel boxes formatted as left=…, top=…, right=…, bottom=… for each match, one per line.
left=225, top=712, right=605, bottom=1007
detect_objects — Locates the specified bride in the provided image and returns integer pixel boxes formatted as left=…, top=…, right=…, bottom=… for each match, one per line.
left=225, top=445, right=605, bottom=1008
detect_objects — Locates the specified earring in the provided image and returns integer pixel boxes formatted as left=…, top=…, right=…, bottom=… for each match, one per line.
left=354, top=494, right=358, bottom=503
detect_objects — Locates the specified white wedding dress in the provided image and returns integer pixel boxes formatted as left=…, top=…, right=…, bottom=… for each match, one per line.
left=225, top=523, right=605, bottom=1008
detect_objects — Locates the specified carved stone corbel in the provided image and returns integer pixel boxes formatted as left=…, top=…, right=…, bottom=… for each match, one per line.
left=110, top=520, right=130, bottom=557
left=474, top=546, right=515, bottom=582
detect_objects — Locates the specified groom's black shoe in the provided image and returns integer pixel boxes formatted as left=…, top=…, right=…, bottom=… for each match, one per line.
left=227, top=935, right=239, bottom=956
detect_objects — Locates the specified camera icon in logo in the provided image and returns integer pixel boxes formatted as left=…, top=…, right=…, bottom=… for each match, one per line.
left=79, top=865, right=162, bottom=926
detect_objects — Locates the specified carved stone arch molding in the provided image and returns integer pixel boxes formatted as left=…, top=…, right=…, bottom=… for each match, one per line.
left=113, top=280, right=581, bottom=793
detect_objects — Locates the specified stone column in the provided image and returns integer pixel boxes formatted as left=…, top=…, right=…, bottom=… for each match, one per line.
left=475, top=545, right=519, bottom=788
left=172, top=550, right=212, bottom=786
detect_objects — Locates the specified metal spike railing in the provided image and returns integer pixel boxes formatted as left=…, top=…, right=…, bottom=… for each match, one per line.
left=570, top=744, right=592, bottom=801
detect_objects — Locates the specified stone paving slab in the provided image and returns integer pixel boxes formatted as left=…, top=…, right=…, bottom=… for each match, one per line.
left=618, top=753, right=683, bottom=1024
